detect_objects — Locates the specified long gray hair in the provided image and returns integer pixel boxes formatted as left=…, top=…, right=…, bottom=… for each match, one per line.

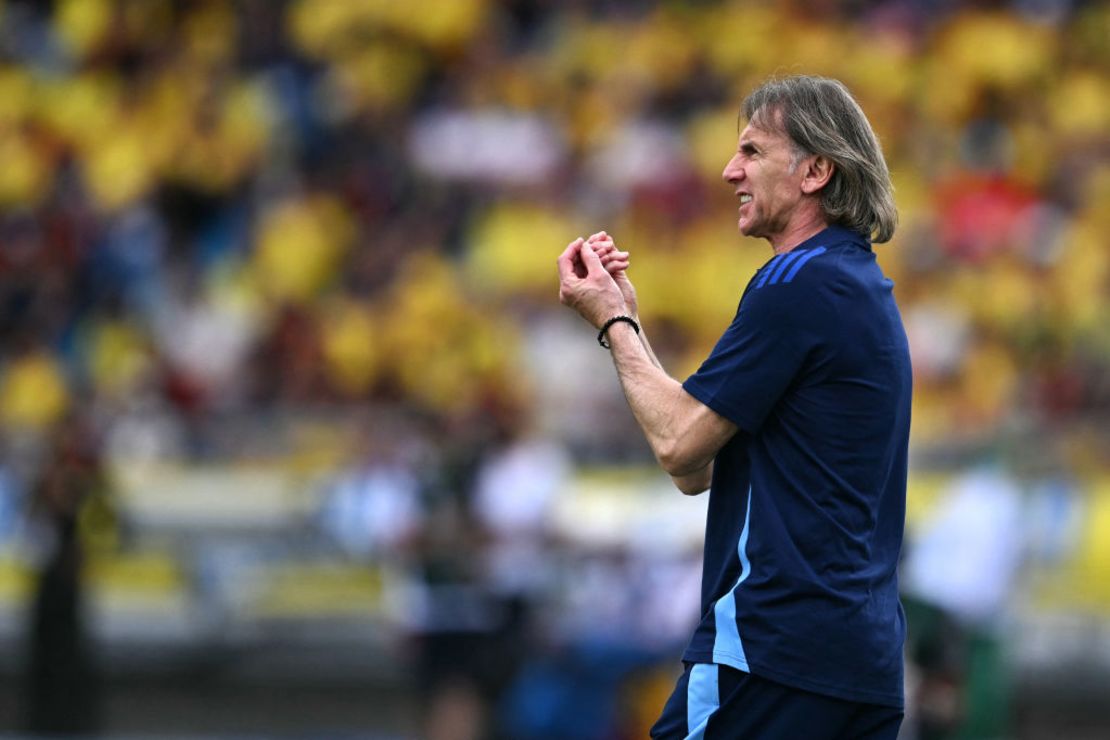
left=742, top=76, right=897, bottom=243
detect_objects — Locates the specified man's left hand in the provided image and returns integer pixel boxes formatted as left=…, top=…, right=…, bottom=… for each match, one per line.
left=557, top=237, right=627, bottom=328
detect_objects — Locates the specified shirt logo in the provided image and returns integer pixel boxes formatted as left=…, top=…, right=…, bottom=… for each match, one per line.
left=753, top=246, right=827, bottom=289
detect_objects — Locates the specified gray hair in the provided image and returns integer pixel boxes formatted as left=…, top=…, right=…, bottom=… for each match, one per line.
left=742, top=76, right=897, bottom=243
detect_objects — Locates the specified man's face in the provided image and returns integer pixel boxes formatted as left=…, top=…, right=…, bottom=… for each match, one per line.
left=721, top=120, right=808, bottom=242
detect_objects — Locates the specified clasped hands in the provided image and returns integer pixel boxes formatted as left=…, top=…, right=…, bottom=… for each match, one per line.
left=557, top=231, right=636, bottom=329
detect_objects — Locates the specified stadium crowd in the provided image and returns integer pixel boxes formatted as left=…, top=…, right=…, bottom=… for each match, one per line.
left=0, top=0, right=1107, bottom=738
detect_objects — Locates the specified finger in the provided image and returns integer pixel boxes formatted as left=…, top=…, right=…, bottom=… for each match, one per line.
left=560, top=237, right=584, bottom=260
left=557, top=238, right=585, bottom=278
left=586, top=230, right=609, bottom=243
left=577, top=240, right=607, bottom=275
left=559, top=238, right=583, bottom=261
left=591, top=241, right=615, bottom=257
left=596, top=243, right=619, bottom=261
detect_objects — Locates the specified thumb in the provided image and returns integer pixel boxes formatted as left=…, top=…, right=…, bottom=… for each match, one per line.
left=577, top=240, right=606, bottom=274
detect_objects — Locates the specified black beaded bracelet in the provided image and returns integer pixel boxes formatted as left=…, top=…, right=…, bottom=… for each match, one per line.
left=597, top=315, right=640, bottom=349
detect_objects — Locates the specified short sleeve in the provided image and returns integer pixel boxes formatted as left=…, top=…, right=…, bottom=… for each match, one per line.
left=682, top=273, right=826, bottom=434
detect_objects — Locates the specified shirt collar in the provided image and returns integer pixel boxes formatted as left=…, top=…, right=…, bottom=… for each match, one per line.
left=795, top=224, right=871, bottom=252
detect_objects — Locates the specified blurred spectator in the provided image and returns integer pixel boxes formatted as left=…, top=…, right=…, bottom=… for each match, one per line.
left=472, top=412, right=568, bottom=603
left=902, top=462, right=1025, bottom=740
left=21, top=413, right=117, bottom=735
left=317, top=412, right=425, bottom=563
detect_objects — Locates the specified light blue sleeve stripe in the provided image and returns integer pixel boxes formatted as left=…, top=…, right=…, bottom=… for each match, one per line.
left=685, top=663, right=719, bottom=740
left=711, top=487, right=753, bottom=670
left=766, top=249, right=808, bottom=285
left=782, top=246, right=827, bottom=283
left=754, top=255, right=786, bottom=288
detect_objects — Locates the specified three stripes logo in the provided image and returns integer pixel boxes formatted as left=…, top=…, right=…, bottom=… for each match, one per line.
left=754, top=246, right=827, bottom=289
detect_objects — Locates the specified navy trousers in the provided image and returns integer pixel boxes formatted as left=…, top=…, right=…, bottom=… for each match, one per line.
left=650, top=662, right=903, bottom=739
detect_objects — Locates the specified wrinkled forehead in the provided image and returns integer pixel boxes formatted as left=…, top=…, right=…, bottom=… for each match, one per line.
left=740, top=103, right=806, bottom=154
left=742, top=103, right=787, bottom=137
left=738, top=111, right=790, bottom=147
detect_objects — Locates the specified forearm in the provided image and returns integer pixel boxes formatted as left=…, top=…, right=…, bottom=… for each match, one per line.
left=634, top=318, right=664, bottom=370
left=622, top=323, right=712, bottom=493
left=604, top=321, right=714, bottom=476
left=630, top=322, right=712, bottom=491
left=611, top=318, right=711, bottom=493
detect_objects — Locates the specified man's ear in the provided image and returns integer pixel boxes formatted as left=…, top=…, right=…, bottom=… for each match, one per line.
left=800, top=155, right=834, bottom=195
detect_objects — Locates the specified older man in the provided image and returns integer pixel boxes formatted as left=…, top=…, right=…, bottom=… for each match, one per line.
left=557, top=75, right=910, bottom=739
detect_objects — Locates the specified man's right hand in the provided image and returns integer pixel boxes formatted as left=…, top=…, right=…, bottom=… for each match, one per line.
left=586, top=231, right=637, bottom=318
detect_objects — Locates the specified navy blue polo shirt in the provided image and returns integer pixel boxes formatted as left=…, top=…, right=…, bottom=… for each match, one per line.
left=681, top=225, right=911, bottom=708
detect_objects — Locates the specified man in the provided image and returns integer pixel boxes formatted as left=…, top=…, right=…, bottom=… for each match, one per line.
left=557, top=76, right=910, bottom=739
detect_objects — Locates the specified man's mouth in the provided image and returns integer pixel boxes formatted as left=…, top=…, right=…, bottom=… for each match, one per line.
left=738, top=194, right=752, bottom=205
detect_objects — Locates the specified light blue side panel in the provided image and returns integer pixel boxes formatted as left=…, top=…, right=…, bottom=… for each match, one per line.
left=685, top=663, right=719, bottom=740
left=711, top=487, right=753, bottom=670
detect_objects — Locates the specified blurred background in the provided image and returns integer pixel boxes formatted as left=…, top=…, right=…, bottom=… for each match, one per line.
left=0, top=0, right=1106, bottom=738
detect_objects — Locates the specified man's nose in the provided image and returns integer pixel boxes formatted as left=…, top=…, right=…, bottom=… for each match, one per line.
left=722, top=156, right=742, bottom=183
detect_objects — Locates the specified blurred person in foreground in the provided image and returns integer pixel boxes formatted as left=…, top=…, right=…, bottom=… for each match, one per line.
left=557, top=76, right=910, bottom=739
